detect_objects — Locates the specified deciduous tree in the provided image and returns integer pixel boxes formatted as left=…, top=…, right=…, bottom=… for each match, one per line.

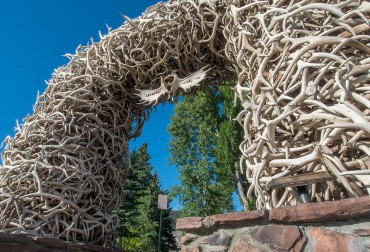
left=168, top=88, right=234, bottom=216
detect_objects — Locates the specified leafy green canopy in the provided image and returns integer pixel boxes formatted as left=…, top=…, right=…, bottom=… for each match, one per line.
left=168, top=86, right=253, bottom=217
left=215, top=86, right=255, bottom=211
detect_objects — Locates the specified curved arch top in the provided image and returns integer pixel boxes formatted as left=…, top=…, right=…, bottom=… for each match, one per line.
left=1, top=0, right=370, bottom=244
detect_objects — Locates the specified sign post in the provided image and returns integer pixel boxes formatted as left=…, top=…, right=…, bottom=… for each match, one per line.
left=157, top=194, right=168, bottom=252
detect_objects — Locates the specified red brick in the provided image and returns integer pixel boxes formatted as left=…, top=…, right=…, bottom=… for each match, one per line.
left=210, top=210, right=268, bottom=227
left=269, top=195, right=370, bottom=223
left=250, top=225, right=302, bottom=251
left=176, top=217, right=203, bottom=231
left=309, top=228, right=359, bottom=252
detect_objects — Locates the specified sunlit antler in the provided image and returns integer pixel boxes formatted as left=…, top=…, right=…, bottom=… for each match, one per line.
left=0, top=0, right=369, bottom=245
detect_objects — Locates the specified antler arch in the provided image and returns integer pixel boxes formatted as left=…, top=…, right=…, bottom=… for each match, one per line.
left=1, top=0, right=369, bottom=244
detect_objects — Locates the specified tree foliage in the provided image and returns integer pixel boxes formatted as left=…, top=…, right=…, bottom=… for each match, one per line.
left=168, top=88, right=233, bottom=216
left=117, top=144, right=177, bottom=252
left=215, top=86, right=254, bottom=210
left=168, top=86, right=255, bottom=216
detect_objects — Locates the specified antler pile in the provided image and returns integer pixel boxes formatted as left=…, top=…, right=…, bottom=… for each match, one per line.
left=0, top=0, right=229, bottom=244
left=230, top=0, right=370, bottom=209
left=0, top=0, right=369, bottom=244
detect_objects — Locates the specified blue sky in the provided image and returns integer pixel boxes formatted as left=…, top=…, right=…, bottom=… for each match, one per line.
left=0, top=1, right=241, bottom=212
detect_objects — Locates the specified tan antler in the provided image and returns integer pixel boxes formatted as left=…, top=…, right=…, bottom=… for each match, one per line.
left=0, top=0, right=369, bottom=245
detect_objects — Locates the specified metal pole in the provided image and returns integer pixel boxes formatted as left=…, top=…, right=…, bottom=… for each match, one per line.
left=157, top=209, right=163, bottom=252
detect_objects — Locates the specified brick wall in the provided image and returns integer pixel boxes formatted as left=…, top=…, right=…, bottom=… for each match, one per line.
left=176, top=195, right=370, bottom=252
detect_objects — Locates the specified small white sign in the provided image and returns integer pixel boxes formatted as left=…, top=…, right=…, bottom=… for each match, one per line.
left=178, top=66, right=210, bottom=91
left=157, top=194, right=168, bottom=210
left=136, top=66, right=211, bottom=104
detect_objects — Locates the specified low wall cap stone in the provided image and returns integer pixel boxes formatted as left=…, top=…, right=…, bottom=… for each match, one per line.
left=0, top=233, right=124, bottom=252
left=210, top=209, right=268, bottom=226
left=0, top=233, right=33, bottom=244
left=176, top=210, right=268, bottom=231
left=33, top=237, right=66, bottom=248
left=176, top=195, right=370, bottom=232
left=176, top=217, right=204, bottom=231
left=269, top=195, right=370, bottom=223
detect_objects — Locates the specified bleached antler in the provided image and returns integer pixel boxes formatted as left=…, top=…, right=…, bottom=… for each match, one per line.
left=0, top=0, right=369, bottom=245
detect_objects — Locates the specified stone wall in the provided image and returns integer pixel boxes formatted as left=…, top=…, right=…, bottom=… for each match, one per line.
left=0, top=233, right=124, bottom=252
left=176, top=195, right=370, bottom=252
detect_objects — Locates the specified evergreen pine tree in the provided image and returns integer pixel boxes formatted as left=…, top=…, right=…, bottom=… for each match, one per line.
left=117, top=143, right=152, bottom=251
left=138, top=171, right=178, bottom=252
left=117, top=144, right=177, bottom=251
left=159, top=199, right=178, bottom=252
left=155, top=177, right=178, bottom=252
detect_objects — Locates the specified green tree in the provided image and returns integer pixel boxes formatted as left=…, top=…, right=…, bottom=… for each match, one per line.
left=215, top=86, right=253, bottom=210
left=117, top=144, right=152, bottom=251
left=137, top=172, right=178, bottom=252
left=168, top=87, right=234, bottom=217
left=117, top=144, right=177, bottom=252
left=168, top=85, right=255, bottom=216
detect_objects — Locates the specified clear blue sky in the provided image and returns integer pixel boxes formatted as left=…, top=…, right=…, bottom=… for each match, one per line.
left=0, top=1, right=241, bottom=212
